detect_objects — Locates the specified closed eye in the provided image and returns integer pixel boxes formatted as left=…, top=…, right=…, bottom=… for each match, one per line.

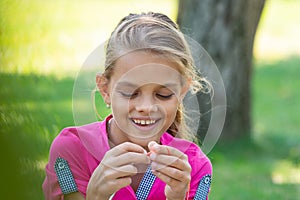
left=119, top=91, right=138, bottom=98
left=156, top=93, right=174, bottom=100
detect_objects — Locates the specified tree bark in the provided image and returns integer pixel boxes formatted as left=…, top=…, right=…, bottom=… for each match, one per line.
left=177, top=0, right=266, bottom=140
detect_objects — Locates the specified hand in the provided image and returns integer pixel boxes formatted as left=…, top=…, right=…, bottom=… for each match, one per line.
left=148, top=141, right=191, bottom=200
left=86, top=142, right=150, bottom=200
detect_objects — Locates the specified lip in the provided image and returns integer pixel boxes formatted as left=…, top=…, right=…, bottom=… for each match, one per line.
left=130, top=117, right=161, bottom=132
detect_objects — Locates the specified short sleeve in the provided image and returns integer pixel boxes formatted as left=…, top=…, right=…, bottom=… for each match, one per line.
left=186, top=144, right=213, bottom=200
left=193, top=174, right=212, bottom=200
left=54, top=157, right=78, bottom=194
left=42, top=128, right=95, bottom=200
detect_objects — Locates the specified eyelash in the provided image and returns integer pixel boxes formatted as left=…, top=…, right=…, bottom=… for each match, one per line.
left=119, top=92, right=174, bottom=100
left=120, top=92, right=138, bottom=98
left=156, top=94, right=174, bottom=99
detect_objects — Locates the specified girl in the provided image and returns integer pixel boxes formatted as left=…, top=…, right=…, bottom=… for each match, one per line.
left=43, top=12, right=212, bottom=200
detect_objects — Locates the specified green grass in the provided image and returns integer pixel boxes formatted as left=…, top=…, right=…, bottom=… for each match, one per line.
left=253, top=57, right=300, bottom=151
left=1, top=58, right=299, bottom=199
left=209, top=139, right=300, bottom=200
left=209, top=57, right=300, bottom=199
left=0, top=73, right=74, bottom=198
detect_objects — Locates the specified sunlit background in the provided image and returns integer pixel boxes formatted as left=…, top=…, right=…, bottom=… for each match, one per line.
left=0, top=0, right=299, bottom=199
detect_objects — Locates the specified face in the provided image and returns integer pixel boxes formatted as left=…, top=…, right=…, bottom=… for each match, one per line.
left=99, top=51, right=189, bottom=148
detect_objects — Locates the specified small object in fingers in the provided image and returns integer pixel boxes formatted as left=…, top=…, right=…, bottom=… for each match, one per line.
left=147, top=149, right=155, bottom=156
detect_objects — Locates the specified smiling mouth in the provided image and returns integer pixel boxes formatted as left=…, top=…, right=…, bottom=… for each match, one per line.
left=128, top=118, right=163, bottom=137
left=132, top=119, right=157, bottom=126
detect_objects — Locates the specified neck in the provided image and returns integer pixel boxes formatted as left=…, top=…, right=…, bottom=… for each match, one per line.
left=107, top=118, right=129, bottom=147
left=107, top=118, right=151, bottom=151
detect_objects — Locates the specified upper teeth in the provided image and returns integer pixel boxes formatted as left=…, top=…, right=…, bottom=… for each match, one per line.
left=133, top=119, right=156, bottom=125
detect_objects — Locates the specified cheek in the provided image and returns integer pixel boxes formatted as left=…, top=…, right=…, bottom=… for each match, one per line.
left=111, top=94, right=130, bottom=110
left=163, top=100, right=180, bottom=118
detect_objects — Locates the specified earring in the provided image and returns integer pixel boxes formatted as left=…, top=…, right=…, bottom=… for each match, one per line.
left=106, top=104, right=111, bottom=109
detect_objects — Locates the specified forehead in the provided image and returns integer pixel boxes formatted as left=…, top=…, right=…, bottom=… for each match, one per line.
left=111, top=51, right=183, bottom=86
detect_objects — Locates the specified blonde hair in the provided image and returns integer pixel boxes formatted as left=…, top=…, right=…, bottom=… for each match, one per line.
left=103, top=12, right=210, bottom=141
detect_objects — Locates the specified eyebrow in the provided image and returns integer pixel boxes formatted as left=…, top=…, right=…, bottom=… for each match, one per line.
left=116, top=81, right=138, bottom=88
left=116, top=81, right=180, bottom=89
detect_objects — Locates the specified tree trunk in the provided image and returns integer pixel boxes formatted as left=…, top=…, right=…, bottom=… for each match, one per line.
left=177, top=0, right=265, bottom=140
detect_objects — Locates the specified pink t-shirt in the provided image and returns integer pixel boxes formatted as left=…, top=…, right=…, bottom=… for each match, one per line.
left=43, top=116, right=212, bottom=199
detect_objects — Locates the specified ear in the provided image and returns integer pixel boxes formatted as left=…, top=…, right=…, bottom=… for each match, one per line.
left=96, top=73, right=111, bottom=105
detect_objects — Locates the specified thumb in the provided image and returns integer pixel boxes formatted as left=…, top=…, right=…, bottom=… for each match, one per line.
left=148, top=141, right=159, bottom=152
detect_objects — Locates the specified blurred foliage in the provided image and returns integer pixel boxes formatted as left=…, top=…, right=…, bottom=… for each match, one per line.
left=0, top=0, right=178, bottom=76
left=254, top=0, right=300, bottom=60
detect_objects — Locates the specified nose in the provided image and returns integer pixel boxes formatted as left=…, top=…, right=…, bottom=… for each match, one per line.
left=135, top=95, right=158, bottom=113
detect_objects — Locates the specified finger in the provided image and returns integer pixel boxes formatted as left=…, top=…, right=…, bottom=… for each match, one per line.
left=101, top=143, right=149, bottom=170
left=149, top=143, right=185, bottom=159
left=147, top=141, right=158, bottom=156
left=150, top=153, right=190, bottom=172
left=106, top=176, right=132, bottom=192
left=149, top=153, right=178, bottom=168
left=113, top=164, right=138, bottom=176
left=110, top=142, right=147, bottom=157
left=101, top=152, right=150, bottom=170
left=115, top=152, right=150, bottom=166
left=88, top=162, right=135, bottom=198
left=148, top=141, right=157, bottom=150
left=102, top=164, right=137, bottom=180
left=151, top=162, right=190, bottom=183
left=151, top=169, right=181, bottom=188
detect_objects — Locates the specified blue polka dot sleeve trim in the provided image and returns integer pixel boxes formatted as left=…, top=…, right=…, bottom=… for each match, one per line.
left=54, top=157, right=78, bottom=195
left=136, top=165, right=156, bottom=200
left=194, top=174, right=211, bottom=200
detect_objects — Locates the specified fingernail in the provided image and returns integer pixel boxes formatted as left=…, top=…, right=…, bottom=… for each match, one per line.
left=148, top=141, right=156, bottom=149
left=151, top=144, right=159, bottom=153
left=143, top=149, right=147, bottom=154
